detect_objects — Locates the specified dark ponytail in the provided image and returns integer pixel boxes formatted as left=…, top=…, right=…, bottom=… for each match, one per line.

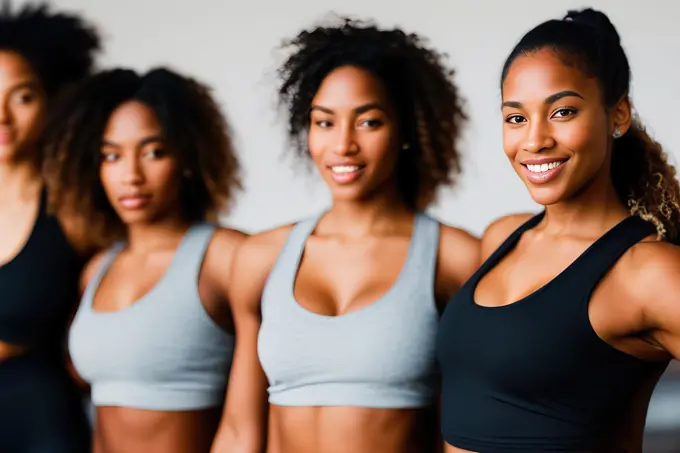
left=501, top=8, right=680, bottom=241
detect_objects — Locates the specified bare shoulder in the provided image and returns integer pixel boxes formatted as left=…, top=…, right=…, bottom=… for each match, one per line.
left=205, top=227, right=249, bottom=261
left=481, top=212, right=536, bottom=261
left=431, top=222, right=481, bottom=304
left=438, top=224, right=481, bottom=280
left=80, top=250, right=109, bottom=294
left=202, top=227, right=249, bottom=282
left=619, top=239, right=680, bottom=308
left=227, top=223, right=296, bottom=311
left=234, top=223, right=295, bottom=268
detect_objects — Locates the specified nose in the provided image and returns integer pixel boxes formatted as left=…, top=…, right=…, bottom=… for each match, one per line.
left=332, top=122, right=359, bottom=156
left=121, top=156, right=144, bottom=185
left=522, top=119, right=555, bottom=153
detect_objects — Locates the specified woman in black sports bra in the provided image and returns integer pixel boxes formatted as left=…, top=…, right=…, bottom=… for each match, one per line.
left=0, top=3, right=100, bottom=452
left=437, top=7, right=680, bottom=453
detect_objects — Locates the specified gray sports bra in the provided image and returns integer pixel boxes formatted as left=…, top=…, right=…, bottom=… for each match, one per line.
left=257, top=212, right=441, bottom=408
left=68, top=223, right=234, bottom=411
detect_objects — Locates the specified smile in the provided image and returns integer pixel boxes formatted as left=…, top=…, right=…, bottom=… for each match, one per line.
left=521, top=159, right=568, bottom=184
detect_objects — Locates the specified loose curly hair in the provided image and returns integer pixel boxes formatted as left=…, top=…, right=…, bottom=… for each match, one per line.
left=501, top=8, right=680, bottom=241
left=277, top=17, right=466, bottom=210
left=42, top=68, right=242, bottom=245
left=0, top=1, right=100, bottom=99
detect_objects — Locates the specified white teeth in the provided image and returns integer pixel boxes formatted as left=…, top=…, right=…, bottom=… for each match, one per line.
left=331, top=165, right=361, bottom=173
left=526, top=161, right=564, bottom=173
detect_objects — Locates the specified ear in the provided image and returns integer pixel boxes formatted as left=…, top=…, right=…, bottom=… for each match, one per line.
left=609, top=95, right=632, bottom=136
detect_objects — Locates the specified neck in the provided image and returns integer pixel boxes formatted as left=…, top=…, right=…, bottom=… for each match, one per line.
left=125, top=217, right=192, bottom=254
left=0, top=158, right=41, bottom=202
left=326, top=189, right=414, bottom=238
left=541, top=172, right=630, bottom=238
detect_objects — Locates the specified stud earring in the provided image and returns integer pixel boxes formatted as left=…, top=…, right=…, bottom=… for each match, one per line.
left=612, top=128, right=623, bottom=139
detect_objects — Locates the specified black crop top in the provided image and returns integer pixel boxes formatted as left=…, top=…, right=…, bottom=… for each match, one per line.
left=0, top=189, right=84, bottom=350
left=436, top=213, right=664, bottom=452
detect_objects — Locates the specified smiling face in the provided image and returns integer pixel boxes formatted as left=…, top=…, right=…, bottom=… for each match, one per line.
left=501, top=48, right=629, bottom=206
left=307, top=65, right=402, bottom=204
left=99, top=100, right=181, bottom=226
left=0, top=51, right=45, bottom=163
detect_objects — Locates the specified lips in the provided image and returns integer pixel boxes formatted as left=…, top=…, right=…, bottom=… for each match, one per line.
left=326, top=162, right=366, bottom=184
left=118, top=194, right=151, bottom=209
left=520, top=158, right=569, bottom=184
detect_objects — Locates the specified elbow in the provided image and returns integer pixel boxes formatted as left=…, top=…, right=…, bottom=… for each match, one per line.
left=212, top=421, right=264, bottom=453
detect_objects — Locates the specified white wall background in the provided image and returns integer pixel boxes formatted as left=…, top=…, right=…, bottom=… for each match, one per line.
left=38, top=0, right=680, bottom=235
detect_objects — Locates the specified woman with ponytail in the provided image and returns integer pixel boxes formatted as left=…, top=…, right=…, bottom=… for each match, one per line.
left=436, top=7, right=680, bottom=452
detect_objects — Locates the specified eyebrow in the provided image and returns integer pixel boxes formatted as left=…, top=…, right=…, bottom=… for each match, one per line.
left=310, top=103, right=387, bottom=115
left=501, top=90, right=585, bottom=109
left=4, top=80, right=40, bottom=94
left=100, top=135, right=164, bottom=149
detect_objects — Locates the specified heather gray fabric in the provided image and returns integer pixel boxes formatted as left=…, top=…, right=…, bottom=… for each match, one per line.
left=69, top=223, right=234, bottom=410
left=258, top=212, right=441, bottom=408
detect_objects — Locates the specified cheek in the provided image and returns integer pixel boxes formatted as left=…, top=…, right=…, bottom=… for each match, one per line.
left=148, top=160, right=180, bottom=193
left=557, top=120, right=608, bottom=166
left=99, top=165, right=117, bottom=198
left=307, top=129, right=326, bottom=165
left=15, top=104, right=44, bottom=137
left=361, top=131, right=397, bottom=166
left=502, top=127, right=522, bottom=160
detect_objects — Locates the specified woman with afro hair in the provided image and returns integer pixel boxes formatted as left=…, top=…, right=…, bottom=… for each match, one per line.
left=212, top=17, right=480, bottom=453
left=42, top=67, right=245, bottom=453
left=0, top=2, right=100, bottom=452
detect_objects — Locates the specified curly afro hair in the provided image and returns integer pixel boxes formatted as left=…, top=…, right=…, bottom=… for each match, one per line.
left=277, top=17, right=466, bottom=210
left=0, top=1, right=100, bottom=98
left=42, top=67, right=242, bottom=245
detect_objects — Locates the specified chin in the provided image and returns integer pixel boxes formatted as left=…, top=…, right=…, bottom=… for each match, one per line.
left=0, top=146, right=18, bottom=162
left=526, top=189, right=568, bottom=207
left=117, top=211, right=155, bottom=226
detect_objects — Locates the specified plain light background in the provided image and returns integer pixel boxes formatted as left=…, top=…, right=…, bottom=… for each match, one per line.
left=26, top=0, right=680, bottom=434
left=38, top=0, right=680, bottom=235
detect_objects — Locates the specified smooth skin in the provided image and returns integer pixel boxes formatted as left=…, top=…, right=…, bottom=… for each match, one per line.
left=444, top=49, right=678, bottom=453
left=78, top=101, right=246, bottom=453
left=211, top=65, right=480, bottom=453
left=0, top=51, right=90, bottom=362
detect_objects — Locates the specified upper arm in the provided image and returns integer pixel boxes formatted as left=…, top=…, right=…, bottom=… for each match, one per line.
left=201, top=228, right=249, bottom=331
left=480, top=213, right=535, bottom=263
left=435, top=225, right=481, bottom=305
left=212, top=226, right=292, bottom=453
left=632, top=242, right=680, bottom=360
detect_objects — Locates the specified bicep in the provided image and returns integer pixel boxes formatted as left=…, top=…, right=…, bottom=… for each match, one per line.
left=212, top=244, right=271, bottom=452
left=435, top=227, right=481, bottom=306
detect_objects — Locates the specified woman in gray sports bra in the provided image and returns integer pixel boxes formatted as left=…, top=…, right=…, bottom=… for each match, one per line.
left=42, top=68, right=246, bottom=453
left=211, top=18, right=480, bottom=453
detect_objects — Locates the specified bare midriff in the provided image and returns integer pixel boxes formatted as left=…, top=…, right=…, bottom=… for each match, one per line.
left=267, top=405, right=437, bottom=453
left=94, top=406, right=221, bottom=453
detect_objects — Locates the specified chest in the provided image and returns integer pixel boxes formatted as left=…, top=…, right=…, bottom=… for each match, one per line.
left=474, top=236, right=591, bottom=308
left=92, top=252, right=177, bottom=312
left=294, top=235, right=411, bottom=316
left=0, top=201, right=39, bottom=266
left=259, top=300, right=440, bottom=385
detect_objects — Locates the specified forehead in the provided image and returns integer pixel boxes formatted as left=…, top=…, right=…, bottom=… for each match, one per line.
left=0, top=50, right=38, bottom=86
left=104, top=101, right=162, bottom=138
left=502, top=49, right=600, bottom=102
left=312, top=65, right=389, bottom=108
